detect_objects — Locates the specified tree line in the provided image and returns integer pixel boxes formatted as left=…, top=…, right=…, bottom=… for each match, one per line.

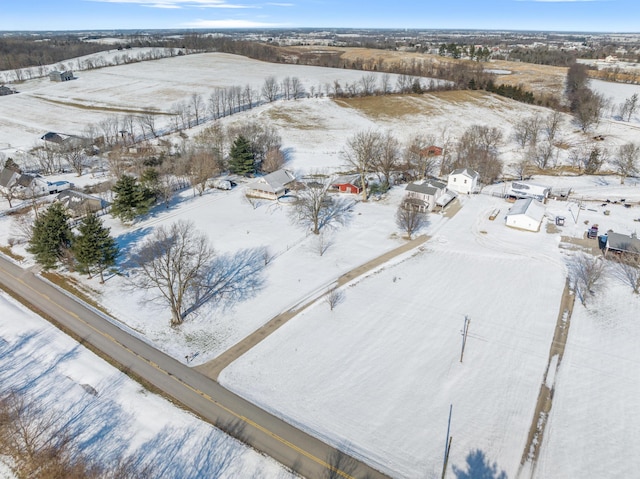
left=0, top=388, right=153, bottom=479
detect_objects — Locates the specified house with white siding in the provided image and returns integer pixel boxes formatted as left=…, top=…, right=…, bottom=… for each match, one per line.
left=447, top=168, right=480, bottom=194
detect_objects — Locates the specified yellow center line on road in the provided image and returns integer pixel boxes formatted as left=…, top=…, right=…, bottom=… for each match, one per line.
left=0, top=264, right=358, bottom=479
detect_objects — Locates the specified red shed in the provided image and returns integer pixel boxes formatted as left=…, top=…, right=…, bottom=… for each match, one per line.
left=331, top=175, right=363, bottom=194
left=420, top=145, right=443, bottom=157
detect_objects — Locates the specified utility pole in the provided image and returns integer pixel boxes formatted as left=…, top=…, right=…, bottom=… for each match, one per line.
left=460, top=315, right=471, bottom=363
left=442, top=404, right=453, bottom=479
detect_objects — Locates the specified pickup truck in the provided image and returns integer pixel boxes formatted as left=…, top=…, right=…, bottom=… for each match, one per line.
left=587, top=225, right=599, bottom=239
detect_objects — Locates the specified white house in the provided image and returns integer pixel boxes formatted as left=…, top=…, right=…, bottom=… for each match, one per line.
left=447, top=168, right=480, bottom=194
left=507, top=181, right=550, bottom=202
left=404, top=179, right=448, bottom=212
left=18, top=174, right=50, bottom=198
left=246, top=169, right=296, bottom=200
left=505, top=198, right=546, bottom=232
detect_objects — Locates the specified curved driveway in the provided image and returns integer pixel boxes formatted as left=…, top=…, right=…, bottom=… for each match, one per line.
left=0, top=255, right=389, bottom=479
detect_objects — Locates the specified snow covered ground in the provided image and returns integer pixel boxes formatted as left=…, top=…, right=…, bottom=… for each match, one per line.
left=1, top=53, right=640, bottom=478
left=0, top=290, right=296, bottom=479
left=0, top=51, right=441, bottom=153
left=220, top=193, right=570, bottom=478
left=536, top=281, right=640, bottom=479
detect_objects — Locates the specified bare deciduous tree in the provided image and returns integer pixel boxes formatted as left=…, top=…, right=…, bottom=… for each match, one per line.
left=510, top=156, right=532, bottom=181
left=380, top=73, right=392, bottom=94
left=611, top=142, right=640, bottom=184
left=314, top=231, right=334, bottom=256
left=33, top=143, right=62, bottom=175
left=290, top=181, right=351, bottom=235
left=262, top=76, right=279, bottom=102
left=98, top=116, right=120, bottom=147
left=325, top=286, right=345, bottom=311
left=342, top=129, right=382, bottom=201
left=396, top=203, right=428, bottom=240
left=611, top=254, right=640, bottom=294
left=533, top=140, right=557, bottom=170
left=120, top=114, right=136, bottom=144
left=543, top=110, right=563, bottom=143
left=261, top=147, right=285, bottom=174
left=138, top=113, right=159, bottom=139
left=570, top=253, right=606, bottom=306
left=0, top=388, right=154, bottom=479
left=513, top=114, right=542, bottom=150
left=190, top=93, right=204, bottom=126
left=373, top=131, right=400, bottom=190
left=291, top=76, right=305, bottom=99
left=583, top=144, right=608, bottom=175
left=243, top=84, right=255, bottom=108
left=105, top=148, right=128, bottom=179
left=281, top=76, right=292, bottom=100
left=12, top=213, right=34, bottom=243
left=619, top=93, right=638, bottom=122
left=186, top=149, right=219, bottom=196
left=60, top=138, right=87, bottom=176
left=574, top=89, right=606, bottom=132
left=402, top=134, right=439, bottom=181
left=395, top=73, right=412, bottom=93
left=453, top=125, right=503, bottom=184
left=360, top=73, right=377, bottom=96
left=132, top=221, right=215, bottom=326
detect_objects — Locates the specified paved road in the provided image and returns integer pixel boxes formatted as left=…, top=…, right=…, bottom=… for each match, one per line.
left=0, top=255, right=390, bottom=479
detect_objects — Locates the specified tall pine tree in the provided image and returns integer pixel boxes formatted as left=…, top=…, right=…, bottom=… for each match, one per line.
left=228, top=135, right=255, bottom=176
left=111, top=174, right=155, bottom=222
left=27, top=202, right=73, bottom=270
left=73, top=213, right=119, bottom=283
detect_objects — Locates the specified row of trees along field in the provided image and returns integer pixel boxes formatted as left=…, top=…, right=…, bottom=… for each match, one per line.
left=0, top=387, right=154, bottom=479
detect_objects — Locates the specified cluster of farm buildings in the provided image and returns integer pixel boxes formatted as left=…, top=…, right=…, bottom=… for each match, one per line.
left=2, top=134, right=640, bottom=257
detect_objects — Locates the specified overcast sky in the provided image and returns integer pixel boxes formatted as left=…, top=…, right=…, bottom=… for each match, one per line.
left=2, top=0, right=639, bottom=32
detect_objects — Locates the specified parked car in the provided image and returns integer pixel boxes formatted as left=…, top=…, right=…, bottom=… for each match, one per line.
left=587, top=224, right=599, bottom=239
left=210, top=179, right=235, bottom=190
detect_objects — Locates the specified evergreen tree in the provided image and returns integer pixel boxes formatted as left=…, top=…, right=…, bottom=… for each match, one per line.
left=27, top=202, right=73, bottom=270
left=228, top=135, right=255, bottom=176
left=73, top=213, right=119, bottom=282
left=111, top=174, right=155, bottom=222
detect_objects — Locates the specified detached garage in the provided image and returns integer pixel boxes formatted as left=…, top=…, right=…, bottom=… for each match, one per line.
left=505, top=198, right=546, bottom=232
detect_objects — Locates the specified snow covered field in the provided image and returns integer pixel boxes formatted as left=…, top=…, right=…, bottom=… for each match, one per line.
left=0, top=290, right=296, bottom=479
left=220, top=193, right=569, bottom=478
left=536, top=281, right=640, bottom=479
left=0, top=51, right=442, bottom=153
left=2, top=53, right=640, bottom=478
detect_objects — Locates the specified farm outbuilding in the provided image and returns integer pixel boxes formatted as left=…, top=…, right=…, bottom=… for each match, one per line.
left=49, top=70, right=75, bottom=82
left=56, top=190, right=108, bottom=217
left=505, top=198, right=546, bottom=232
left=506, top=181, right=550, bottom=202
left=447, top=168, right=479, bottom=195
left=330, top=174, right=363, bottom=194
left=604, top=232, right=640, bottom=256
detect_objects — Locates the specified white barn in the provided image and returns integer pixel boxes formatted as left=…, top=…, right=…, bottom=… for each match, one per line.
left=505, top=198, right=546, bottom=232
left=447, top=168, right=480, bottom=194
